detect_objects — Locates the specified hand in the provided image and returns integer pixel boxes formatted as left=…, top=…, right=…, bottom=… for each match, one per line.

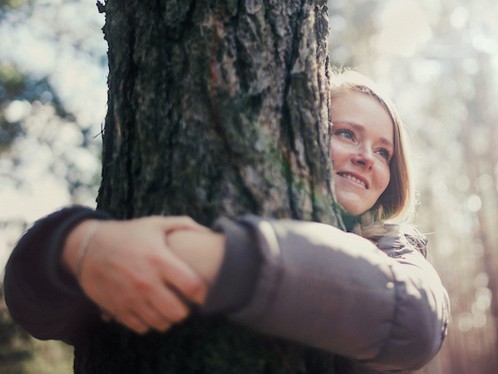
left=63, top=216, right=209, bottom=334
left=166, top=229, right=225, bottom=286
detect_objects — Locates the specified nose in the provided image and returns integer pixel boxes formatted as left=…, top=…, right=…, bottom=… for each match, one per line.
left=351, top=145, right=374, bottom=169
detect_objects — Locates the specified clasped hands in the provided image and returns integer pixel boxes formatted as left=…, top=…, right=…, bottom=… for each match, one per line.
left=62, top=216, right=225, bottom=334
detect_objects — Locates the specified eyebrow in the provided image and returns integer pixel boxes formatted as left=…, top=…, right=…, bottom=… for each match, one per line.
left=332, top=121, right=394, bottom=149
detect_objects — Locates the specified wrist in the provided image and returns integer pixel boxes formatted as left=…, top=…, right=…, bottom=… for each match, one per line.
left=167, top=230, right=225, bottom=286
left=62, top=219, right=100, bottom=279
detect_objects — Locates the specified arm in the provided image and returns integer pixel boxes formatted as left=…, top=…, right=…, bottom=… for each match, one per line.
left=3, top=207, right=208, bottom=342
left=167, top=216, right=449, bottom=372
left=3, top=206, right=109, bottom=343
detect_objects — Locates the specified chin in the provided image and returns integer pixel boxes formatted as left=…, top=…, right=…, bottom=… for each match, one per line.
left=337, top=203, right=362, bottom=216
left=339, top=199, right=377, bottom=216
left=337, top=197, right=367, bottom=216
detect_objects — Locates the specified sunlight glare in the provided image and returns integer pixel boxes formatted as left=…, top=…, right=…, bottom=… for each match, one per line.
left=374, top=0, right=432, bottom=57
left=4, top=100, right=32, bottom=123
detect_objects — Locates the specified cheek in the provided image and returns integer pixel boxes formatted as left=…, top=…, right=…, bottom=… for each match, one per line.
left=378, top=165, right=391, bottom=193
left=330, top=143, right=347, bottom=169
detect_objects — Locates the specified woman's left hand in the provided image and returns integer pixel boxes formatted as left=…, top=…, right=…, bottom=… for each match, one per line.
left=64, top=216, right=211, bottom=334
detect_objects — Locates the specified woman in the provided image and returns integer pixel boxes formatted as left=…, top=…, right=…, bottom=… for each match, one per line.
left=4, top=71, right=449, bottom=372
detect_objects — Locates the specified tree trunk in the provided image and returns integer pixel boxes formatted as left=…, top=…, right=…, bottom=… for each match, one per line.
left=77, top=0, right=341, bottom=372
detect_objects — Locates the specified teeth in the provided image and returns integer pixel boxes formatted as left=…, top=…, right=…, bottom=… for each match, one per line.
left=340, top=173, right=367, bottom=188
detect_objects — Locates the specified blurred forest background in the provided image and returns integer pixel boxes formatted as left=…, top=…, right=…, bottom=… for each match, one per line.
left=1, top=0, right=497, bottom=373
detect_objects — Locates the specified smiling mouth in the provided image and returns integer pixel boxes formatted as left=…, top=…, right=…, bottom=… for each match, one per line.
left=337, top=172, right=369, bottom=189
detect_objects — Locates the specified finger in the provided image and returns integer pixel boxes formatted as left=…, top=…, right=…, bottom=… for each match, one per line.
left=159, top=216, right=211, bottom=233
left=134, top=302, right=175, bottom=332
left=149, top=286, right=190, bottom=324
left=157, top=251, right=208, bottom=304
left=115, top=312, right=150, bottom=335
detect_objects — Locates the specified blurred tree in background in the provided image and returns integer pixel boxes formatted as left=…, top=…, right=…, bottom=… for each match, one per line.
left=0, top=0, right=106, bottom=372
left=1, top=0, right=498, bottom=373
left=0, top=0, right=105, bottom=215
left=329, top=1, right=498, bottom=373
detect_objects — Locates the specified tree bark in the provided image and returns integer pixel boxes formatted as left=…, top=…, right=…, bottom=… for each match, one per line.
left=77, top=0, right=341, bottom=372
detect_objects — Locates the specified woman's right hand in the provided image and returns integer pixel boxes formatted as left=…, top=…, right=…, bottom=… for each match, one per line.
left=62, top=216, right=209, bottom=334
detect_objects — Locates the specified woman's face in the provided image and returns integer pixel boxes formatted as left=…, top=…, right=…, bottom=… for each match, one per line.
left=331, top=90, right=394, bottom=216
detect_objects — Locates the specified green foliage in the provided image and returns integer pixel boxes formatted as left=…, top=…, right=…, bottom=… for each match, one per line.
left=0, top=0, right=31, bottom=22
left=0, top=0, right=30, bottom=10
left=0, top=63, right=25, bottom=96
left=0, top=62, right=73, bottom=152
left=0, top=63, right=25, bottom=151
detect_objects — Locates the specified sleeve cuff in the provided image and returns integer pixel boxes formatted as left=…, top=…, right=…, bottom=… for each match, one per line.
left=201, top=217, right=262, bottom=314
left=46, top=206, right=111, bottom=296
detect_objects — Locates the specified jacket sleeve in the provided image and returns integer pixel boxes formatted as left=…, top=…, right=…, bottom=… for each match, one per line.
left=3, top=206, right=110, bottom=343
left=206, top=216, right=449, bottom=372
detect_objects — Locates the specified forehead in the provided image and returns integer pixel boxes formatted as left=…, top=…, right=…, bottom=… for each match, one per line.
left=331, top=90, right=394, bottom=144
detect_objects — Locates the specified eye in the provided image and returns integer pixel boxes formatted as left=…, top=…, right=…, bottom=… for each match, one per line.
left=377, top=148, right=392, bottom=161
left=334, top=129, right=355, bottom=141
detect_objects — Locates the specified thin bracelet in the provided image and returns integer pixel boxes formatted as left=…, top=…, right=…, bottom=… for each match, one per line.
left=75, top=220, right=100, bottom=281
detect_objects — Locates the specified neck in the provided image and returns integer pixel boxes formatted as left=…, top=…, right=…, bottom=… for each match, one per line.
left=339, top=209, right=360, bottom=232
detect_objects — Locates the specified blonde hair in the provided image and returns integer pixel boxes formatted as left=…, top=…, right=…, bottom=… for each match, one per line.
left=330, top=69, right=419, bottom=244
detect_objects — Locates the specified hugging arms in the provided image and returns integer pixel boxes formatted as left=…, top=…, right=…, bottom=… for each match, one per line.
left=4, top=206, right=449, bottom=372
left=4, top=71, right=450, bottom=372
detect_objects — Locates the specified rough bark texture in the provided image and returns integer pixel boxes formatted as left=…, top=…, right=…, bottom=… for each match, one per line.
left=77, top=0, right=342, bottom=372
